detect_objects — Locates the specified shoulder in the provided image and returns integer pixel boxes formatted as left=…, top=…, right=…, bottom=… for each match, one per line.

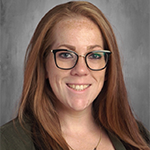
left=137, top=121, right=150, bottom=146
left=0, top=118, right=35, bottom=150
left=107, top=130, right=127, bottom=150
left=107, top=121, right=150, bottom=149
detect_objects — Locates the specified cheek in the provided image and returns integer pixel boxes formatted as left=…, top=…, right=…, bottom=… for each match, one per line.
left=94, top=70, right=106, bottom=94
left=46, top=68, right=60, bottom=97
left=46, top=66, right=58, bottom=87
left=94, top=69, right=106, bottom=83
left=45, top=55, right=56, bottom=78
left=46, top=59, right=65, bottom=93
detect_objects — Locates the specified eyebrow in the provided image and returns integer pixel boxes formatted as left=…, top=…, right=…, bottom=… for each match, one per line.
left=57, top=44, right=76, bottom=50
left=57, top=44, right=103, bottom=51
left=87, top=45, right=103, bottom=50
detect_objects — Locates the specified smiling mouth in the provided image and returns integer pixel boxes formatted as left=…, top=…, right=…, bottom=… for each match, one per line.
left=67, top=84, right=90, bottom=91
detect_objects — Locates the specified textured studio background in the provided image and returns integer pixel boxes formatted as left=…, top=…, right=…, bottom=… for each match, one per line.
left=1, top=0, right=150, bottom=130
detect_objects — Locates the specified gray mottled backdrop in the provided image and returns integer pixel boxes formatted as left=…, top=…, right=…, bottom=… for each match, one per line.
left=1, top=0, right=150, bottom=130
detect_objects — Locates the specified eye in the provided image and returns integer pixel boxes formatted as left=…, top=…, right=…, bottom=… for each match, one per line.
left=88, top=53, right=103, bottom=59
left=58, top=52, right=73, bottom=59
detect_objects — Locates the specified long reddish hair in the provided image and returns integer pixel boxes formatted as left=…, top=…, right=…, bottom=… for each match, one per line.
left=18, top=1, right=149, bottom=149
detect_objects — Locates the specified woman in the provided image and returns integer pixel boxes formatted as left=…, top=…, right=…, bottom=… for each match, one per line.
left=1, top=1, right=150, bottom=150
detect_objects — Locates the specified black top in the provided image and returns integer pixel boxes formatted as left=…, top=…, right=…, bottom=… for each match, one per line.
left=0, top=119, right=149, bottom=150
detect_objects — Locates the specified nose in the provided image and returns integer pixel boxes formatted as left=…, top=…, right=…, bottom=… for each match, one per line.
left=70, top=56, right=89, bottom=76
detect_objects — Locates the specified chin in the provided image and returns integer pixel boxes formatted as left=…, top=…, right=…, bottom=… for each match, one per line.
left=68, top=101, right=92, bottom=112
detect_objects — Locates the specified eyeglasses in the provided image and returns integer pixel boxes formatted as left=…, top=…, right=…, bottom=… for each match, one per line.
left=51, top=49, right=111, bottom=71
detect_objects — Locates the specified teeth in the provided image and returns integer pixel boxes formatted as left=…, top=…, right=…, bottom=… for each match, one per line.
left=68, top=84, right=89, bottom=91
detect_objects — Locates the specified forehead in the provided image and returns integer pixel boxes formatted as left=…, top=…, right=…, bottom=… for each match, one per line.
left=50, top=16, right=104, bottom=51
left=55, top=16, right=99, bottom=31
left=52, top=16, right=103, bottom=46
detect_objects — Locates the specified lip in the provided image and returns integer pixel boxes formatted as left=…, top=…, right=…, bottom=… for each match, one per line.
left=66, top=83, right=91, bottom=91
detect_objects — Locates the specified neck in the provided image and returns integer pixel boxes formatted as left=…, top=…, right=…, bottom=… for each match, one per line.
left=56, top=104, right=102, bottom=150
left=56, top=104, right=98, bottom=134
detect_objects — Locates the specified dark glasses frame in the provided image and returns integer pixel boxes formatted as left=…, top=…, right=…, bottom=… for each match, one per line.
left=51, top=49, right=111, bottom=71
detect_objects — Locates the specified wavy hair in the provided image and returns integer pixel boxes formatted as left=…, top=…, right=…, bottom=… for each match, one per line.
left=17, top=1, right=149, bottom=150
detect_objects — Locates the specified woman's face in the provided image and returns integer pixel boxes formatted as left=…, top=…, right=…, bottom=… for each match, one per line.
left=46, top=17, right=106, bottom=112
